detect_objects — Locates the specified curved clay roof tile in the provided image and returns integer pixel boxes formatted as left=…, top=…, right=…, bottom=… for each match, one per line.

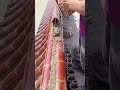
left=0, top=0, right=34, bottom=89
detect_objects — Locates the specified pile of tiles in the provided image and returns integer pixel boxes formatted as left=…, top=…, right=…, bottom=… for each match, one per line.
left=35, top=0, right=54, bottom=89
left=0, top=0, right=34, bottom=89
left=35, top=0, right=67, bottom=90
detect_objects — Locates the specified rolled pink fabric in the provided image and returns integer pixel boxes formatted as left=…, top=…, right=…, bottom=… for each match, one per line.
left=79, top=15, right=85, bottom=71
left=79, top=15, right=85, bottom=37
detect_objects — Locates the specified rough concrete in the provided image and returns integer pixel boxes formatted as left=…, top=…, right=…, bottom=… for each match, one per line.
left=75, top=70, right=85, bottom=87
left=64, top=14, right=79, bottom=51
left=63, top=13, right=85, bottom=89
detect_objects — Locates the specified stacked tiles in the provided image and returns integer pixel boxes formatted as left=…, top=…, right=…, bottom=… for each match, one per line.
left=0, top=0, right=34, bottom=89
left=64, top=47, right=80, bottom=90
left=35, top=0, right=54, bottom=89
left=55, top=33, right=67, bottom=90
left=40, top=24, right=67, bottom=90
left=35, top=0, right=67, bottom=90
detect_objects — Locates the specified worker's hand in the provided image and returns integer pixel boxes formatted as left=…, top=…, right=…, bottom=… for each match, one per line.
left=58, top=0, right=85, bottom=16
left=58, top=0, right=77, bottom=11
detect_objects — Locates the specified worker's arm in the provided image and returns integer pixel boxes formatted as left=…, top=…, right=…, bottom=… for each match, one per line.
left=58, top=0, right=85, bottom=16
